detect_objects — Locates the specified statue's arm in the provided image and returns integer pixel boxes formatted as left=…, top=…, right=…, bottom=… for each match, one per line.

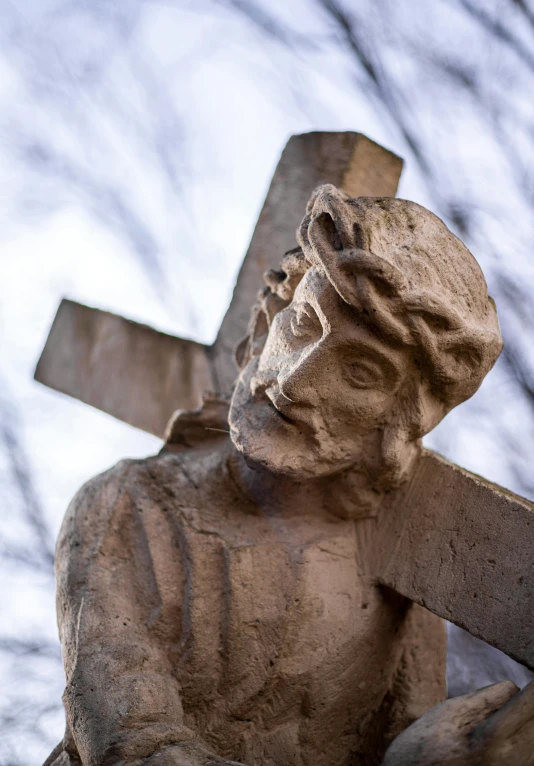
left=56, top=460, right=240, bottom=766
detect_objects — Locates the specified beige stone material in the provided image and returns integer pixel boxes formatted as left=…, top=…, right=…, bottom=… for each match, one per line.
left=35, top=299, right=213, bottom=437
left=47, top=183, right=534, bottom=766
left=49, top=434, right=445, bottom=766
left=370, top=449, right=534, bottom=670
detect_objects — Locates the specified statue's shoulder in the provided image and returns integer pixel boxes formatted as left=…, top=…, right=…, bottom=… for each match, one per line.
left=64, top=458, right=137, bottom=522
left=73, top=392, right=231, bottom=505
left=67, top=443, right=230, bottom=520
left=57, top=459, right=149, bottom=556
left=56, top=446, right=231, bottom=578
left=57, top=395, right=234, bottom=566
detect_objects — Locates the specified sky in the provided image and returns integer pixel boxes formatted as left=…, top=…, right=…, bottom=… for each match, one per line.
left=2, top=1, right=534, bottom=762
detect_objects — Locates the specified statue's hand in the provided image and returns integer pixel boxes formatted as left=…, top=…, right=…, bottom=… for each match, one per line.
left=383, top=679, right=534, bottom=766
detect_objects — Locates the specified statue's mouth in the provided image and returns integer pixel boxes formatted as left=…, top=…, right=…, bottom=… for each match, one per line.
left=267, top=399, right=293, bottom=424
left=265, top=387, right=299, bottom=425
left=251, top=376, right=304, bottom=427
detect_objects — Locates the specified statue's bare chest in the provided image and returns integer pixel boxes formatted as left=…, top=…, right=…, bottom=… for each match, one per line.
left=140, top=452, right=444, bottom=765
left=166, top=497, right=405, bottom=764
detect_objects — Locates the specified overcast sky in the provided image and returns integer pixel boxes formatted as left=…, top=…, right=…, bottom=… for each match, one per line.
left=2, top=1, right=534, bottom=762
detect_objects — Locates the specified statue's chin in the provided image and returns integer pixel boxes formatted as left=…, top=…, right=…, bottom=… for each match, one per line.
left=228, top=376, right=314, bottom=478
left=229, top=412, right=354, bottom=481
left=229, top=413, right=317, bottom=479
left=228, top=366, right=361, bottom=480
left=229, top=422, right=310, bottom=478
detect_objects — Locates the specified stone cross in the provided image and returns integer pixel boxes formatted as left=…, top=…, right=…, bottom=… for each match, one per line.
left=35, top=131, right=534, bottom=673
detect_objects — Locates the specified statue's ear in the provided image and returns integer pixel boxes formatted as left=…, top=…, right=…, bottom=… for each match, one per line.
left=415, top=310, right=501, bottom=405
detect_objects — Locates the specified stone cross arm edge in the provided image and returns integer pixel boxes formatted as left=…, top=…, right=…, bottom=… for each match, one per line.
left=34, top=131, right=403, bottom=437
left=34, top=299, right=213, bottom=438
left=370, top=449, right=534, bottom=672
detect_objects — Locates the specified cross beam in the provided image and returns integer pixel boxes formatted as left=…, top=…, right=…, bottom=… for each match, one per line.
left=34, top=132, right=402, bottom=436
left=34, top=300, right=213, bottom=437
left=369, top=450, right=534, bottom=671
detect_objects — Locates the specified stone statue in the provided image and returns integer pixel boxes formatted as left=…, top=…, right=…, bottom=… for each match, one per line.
left=45, top=185, right=533, bottom=766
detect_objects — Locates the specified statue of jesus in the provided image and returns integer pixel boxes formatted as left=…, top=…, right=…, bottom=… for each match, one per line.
left=45, top=185, right=532, bottom=766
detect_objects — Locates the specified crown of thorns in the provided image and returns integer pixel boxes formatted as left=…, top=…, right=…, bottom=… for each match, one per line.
left=238, top=186, right=502, bottom=413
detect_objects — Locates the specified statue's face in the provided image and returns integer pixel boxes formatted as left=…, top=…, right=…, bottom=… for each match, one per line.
left=229, top=266, right=414, bottom=478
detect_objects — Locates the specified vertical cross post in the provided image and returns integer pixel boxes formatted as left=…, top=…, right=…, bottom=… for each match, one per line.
left=210, top=132, right=403, bottom=393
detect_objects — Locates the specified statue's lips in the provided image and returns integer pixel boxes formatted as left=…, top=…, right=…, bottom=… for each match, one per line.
left=250, top=381, right=296, bottom=424
left=267, top=399, right=293, bottom=424
left=250, top=381, right=312, bottom=429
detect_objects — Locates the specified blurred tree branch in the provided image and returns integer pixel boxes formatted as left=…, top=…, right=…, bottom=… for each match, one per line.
left=3, top=0, right=534, bottom=761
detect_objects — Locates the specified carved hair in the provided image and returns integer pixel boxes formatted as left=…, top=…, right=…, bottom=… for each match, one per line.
left=236, top=185, right=503, bottom=491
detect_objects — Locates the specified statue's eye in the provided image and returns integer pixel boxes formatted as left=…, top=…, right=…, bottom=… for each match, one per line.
left=290, top=304, right=320, bottom=339
left=342, top=359, right=383, bottom=389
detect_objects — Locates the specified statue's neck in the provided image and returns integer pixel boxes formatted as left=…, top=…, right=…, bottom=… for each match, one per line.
left=226, top=444, right=384, bottom=520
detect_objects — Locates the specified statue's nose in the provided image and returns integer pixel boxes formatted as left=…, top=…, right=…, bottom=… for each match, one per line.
left=277, top=350, right=319, bottom=404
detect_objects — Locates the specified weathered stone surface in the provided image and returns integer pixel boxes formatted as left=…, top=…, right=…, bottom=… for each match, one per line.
left=370, top=449, right=534, bottom=670
left=35, top=299, right=213, bottom=437
left=230, top=184, right=502, bottom=502
left=47, top=183, right=534, bottom=766
left=50, top=439, right=446, bottom=766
